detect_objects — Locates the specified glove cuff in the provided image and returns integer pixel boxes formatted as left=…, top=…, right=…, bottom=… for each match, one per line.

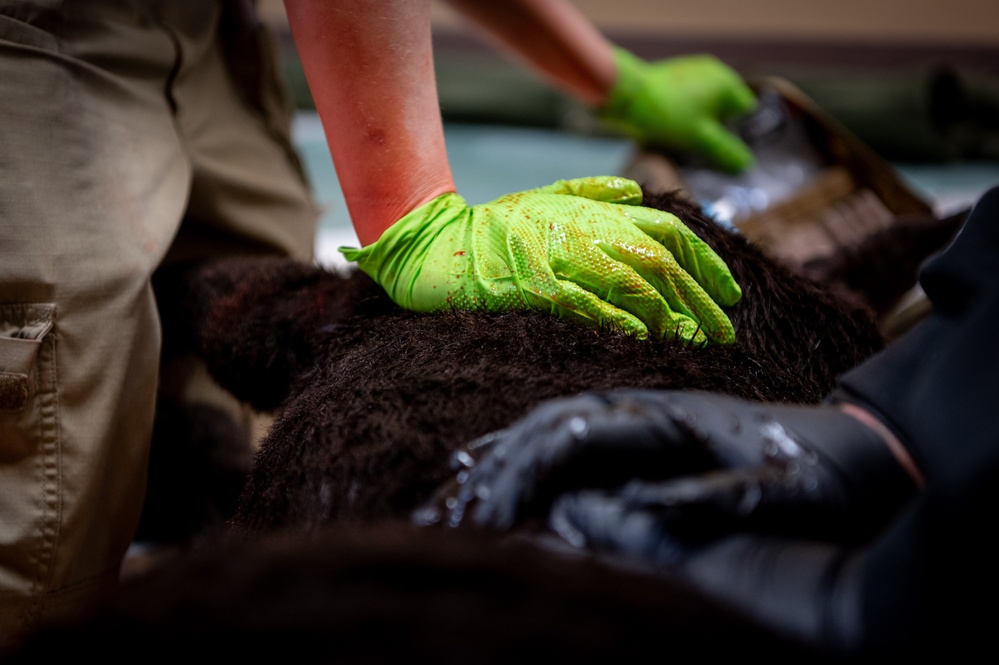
left=339, top=192, right=466, bottom=308
left=776, top=403, right=919, bottom=539
left=599, top=46, right=647, bottom=133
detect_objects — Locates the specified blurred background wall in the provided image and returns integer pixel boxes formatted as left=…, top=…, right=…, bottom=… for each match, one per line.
left=259, top=1, right=999, bottom=46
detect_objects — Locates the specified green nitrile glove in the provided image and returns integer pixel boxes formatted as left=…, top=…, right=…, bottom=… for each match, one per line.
left=601, top=47, right=758, bottom=173
left=340, top=177, right=742, bottom=344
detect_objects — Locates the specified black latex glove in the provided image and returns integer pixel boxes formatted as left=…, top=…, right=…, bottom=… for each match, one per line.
left=423, top=391, right=717, bottom=529
left=548, top=489, right=868, bottom=654
left=435, top=390, right=916, bottom=542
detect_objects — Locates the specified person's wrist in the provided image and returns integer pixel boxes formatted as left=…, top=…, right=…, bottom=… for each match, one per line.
left=767, top=400, right=920, bottom=539
left=599, top=46, right=647, bottom=130
left=350, top=177, right=457, bottom=246
left=837, top=402, right=924, bottom=489
left=340, top=192, right=467, bottom=307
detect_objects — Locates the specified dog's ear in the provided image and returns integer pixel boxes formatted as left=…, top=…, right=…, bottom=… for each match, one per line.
left=156, top=256, right=392, bottom=411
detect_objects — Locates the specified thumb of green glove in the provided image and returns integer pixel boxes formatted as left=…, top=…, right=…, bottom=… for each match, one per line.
left=601, top=47, right=758, bottom=173
left=340, top=177, right=742, bottom=344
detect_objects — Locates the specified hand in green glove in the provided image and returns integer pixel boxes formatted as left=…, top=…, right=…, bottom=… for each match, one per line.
left=601, top=47, right=758, bottom=173
left=340, top=177, right=741, bottom=344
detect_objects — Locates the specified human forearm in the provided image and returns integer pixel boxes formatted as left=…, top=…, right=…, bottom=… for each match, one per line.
left=283, top=0, right=455, bottom=245
left=442, top=0, right=616, bottom=106
left=443, top=0, right=756, bottom=172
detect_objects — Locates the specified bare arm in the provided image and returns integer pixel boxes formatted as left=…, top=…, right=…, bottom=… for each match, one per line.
left=442, top=0, right=757, bottom=173
left=283, top=0, right=456, bottom=245
left=838, top=403, right=924, bottom=487
left=442, top=0, right=617, bottom=106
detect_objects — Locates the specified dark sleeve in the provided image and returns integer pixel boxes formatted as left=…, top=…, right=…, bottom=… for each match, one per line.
left=832, top=186, right=999, bottom=654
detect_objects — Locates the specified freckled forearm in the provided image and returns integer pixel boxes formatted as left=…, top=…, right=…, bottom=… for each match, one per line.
left=284, top=0, right=456, bottom=245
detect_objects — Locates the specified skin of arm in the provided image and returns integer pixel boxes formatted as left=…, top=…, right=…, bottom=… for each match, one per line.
left=838, top=403, right=925, bottom=488
left=444, top=0, right=757, bottom=173
left=283, top=0, right=456, bottom=245
left=284, top=0, right=617, bottom=244
left=441, top=0, right=617, bottom=106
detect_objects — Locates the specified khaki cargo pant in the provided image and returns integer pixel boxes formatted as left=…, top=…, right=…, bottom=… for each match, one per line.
left=0, top=0, right=317, bottom=647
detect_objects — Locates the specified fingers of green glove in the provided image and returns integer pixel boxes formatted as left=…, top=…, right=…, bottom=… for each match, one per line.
left=689, top=56, right=758, bottom=118
left=541, top=244, right=708, bottom=343
left=580, top=227, right=735, bottom=344
left=524, top=279, right=657, bottom=341
left=534, top=176, right=643, bottom=206
left=693, top=120, right=756, bottom=174
left=503, top=231, right=652, bottom=339
left=719, top=75, right=759, bottom=118
left=601, top=242, right=735, bottom=344
left=680, top=56, right=758, bottom=121
left=623, top=208, right=743, bottom=307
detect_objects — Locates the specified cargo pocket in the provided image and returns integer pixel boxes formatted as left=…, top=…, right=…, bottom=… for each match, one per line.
left=0, top=303, right=57, bottom=462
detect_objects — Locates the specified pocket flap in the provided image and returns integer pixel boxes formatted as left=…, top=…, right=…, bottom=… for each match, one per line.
left=0, top=303, right=55, bottom=411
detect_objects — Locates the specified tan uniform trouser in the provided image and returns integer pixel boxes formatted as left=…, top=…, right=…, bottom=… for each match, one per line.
left=0, top=0, right=318, bottom=647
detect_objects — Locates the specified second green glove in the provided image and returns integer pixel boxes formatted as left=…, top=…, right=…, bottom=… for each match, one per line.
left=601, top=47, right=758, bottom=173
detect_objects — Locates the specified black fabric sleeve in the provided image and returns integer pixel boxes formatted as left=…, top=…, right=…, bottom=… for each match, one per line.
left=831, top=186, right=999, bottom=654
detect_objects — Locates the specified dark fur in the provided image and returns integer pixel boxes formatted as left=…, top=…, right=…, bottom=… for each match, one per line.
left=152, top=190, right=885, bottom=534
left=8, top=521, right=841, bottom=662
